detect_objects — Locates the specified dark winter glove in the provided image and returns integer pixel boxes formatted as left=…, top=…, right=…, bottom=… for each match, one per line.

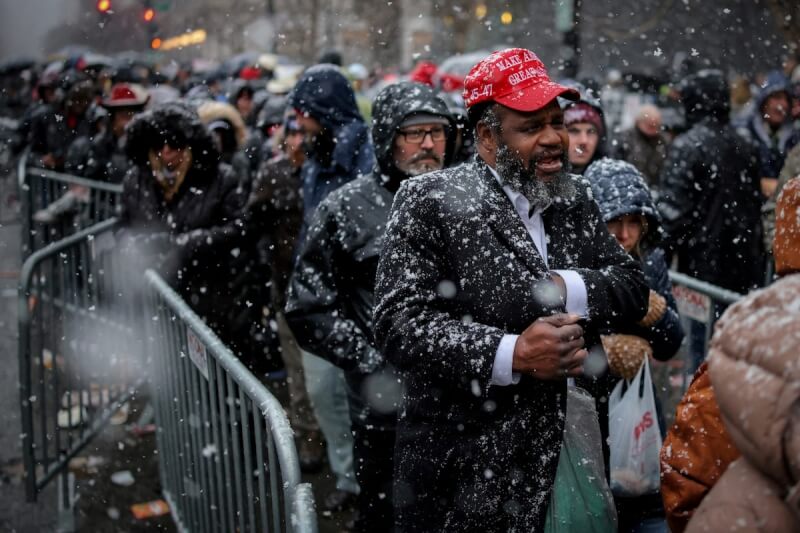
left=602, top=334, right=653, bottom=381
left=637, top=290, right=667, bottom=327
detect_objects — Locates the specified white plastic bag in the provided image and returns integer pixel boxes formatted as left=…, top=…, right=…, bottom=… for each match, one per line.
left=608, top=357, right=662, bottom=497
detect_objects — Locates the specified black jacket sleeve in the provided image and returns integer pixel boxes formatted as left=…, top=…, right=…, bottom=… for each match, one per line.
left=176, top=167, right=247, bottom=257
left=285, top=199, right=383, bottom=374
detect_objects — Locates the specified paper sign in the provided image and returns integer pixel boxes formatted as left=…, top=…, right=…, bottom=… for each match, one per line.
left=186, top=328, right=209, bottom=380
left=672, top=285, right=712, bottom=323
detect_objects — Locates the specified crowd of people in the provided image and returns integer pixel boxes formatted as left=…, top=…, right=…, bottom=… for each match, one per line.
left=3, top=42, right=800, bottom=532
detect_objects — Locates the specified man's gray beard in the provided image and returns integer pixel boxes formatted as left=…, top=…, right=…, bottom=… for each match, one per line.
left=495, top=143, right=575, bottom=208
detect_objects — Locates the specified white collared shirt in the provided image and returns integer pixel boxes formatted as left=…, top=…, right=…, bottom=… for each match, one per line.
left=487, top=166, right=588, bottom=386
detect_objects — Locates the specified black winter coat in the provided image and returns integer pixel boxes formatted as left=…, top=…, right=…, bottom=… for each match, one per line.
left=285, top=174, right=395, bottom=427
left=285, top=81, right=454, bottom=428
left=66, top=131, right=130, bottom=184
left=119, top=102, right=249, bottom=346
left=657, top=116, right=764, bottom=293
left=245, top=154, right=303, bottom=312
left=118, top=163, right=246, bottom=334
left=373, top=157, right=648, bottom=532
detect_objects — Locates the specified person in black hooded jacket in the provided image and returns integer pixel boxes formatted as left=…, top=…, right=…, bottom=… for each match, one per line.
left=119, top=101, right=248, bottom=352
left=656, top=69, right=763, bottom=373
left=587, top=157, right=684, bottom=533
left=284, top=64, right=374, bottom=513
left=285, top=81, right=455, bottom=532
left=657, top=70, right=763, bottom=294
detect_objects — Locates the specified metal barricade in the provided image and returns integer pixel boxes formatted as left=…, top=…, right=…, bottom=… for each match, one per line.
left=18, top=217, right=142, bottom=529
left=669, top=270, right=744, bottom=390
left=144, top=270, right=318, bottom=533
left=19, top=151, right=123, bottom=256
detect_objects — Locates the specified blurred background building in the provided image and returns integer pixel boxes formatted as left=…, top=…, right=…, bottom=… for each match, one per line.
left=2, top=0, right=799, bottom=79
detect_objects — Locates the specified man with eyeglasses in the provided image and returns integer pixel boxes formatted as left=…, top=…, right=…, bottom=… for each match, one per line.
left=286, top=81, right=455, bottom=532
left=373, top=49, right=648, bottom=531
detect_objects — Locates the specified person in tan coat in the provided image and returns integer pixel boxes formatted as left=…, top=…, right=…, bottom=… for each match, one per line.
left=669, top=177, right=800, bottom=533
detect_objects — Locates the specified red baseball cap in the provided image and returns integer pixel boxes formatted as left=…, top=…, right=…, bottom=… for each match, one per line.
left=102, top=83, right=149, bottom=108
left=462, top=48, right=579, bottom=112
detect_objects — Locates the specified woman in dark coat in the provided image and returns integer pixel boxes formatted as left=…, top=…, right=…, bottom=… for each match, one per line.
left=587, top=157, right=685, bottom=533
left=119, top=101, right=254, bottom=359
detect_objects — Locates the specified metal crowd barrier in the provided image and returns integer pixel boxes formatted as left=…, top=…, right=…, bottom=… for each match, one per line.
left=144, top=270, right=318, bottom=533
left=18, top=151, right=123, bottom=256
left=18, top=217, right=142, bottom=530
left=668, top=270, right=744, bottom=389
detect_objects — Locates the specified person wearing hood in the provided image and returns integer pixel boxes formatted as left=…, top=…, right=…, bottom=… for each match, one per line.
left=286, top=81, right=455, bottom=532
left=586, top=157, right=684, bottom=533
left=118, top=102, right=249, bottom=359
left=197, top=100, right=251, bottom=184
left=229, top=80, right=256, bottom=125
left=284, top=63, right=374, bottom=515
left=562, top=84, right=608, bottom=174
left=657, top=69, right=764, bottom=372
left=736, top=71, right=798, bottom=198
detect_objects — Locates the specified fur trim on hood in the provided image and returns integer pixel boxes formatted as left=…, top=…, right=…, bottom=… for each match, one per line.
left=125, top=101, right=219, bottom=178
left=197, top=100, right=247, bottom=149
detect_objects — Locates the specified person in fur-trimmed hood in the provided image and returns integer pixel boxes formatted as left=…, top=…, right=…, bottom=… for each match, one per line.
left=197, top=100, right=251, bottom=184
left=119, top=101, right=252, bottom=361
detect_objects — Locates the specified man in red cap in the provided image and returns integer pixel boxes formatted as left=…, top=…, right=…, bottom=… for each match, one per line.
left=373, top=48, right=648, bottom=531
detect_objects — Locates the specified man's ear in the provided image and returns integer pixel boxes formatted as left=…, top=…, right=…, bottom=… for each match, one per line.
left=475, top=120, right=498, bottom=153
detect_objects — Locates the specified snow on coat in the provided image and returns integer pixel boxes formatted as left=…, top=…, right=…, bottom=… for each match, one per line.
left=285, top=82, right=454, bottom=427
left=373, top=156, right=648, bottom=531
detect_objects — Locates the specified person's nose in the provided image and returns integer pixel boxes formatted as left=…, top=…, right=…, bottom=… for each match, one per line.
left=420, top=132, right=436, bottom=149
left=540, top=125, right=562, bottom=147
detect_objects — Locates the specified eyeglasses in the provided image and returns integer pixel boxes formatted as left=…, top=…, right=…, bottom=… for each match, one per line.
left=397, top=126, right=447, bottom=144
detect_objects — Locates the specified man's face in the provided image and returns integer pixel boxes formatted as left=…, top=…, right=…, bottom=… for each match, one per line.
left=236, top=92, right=253, bottom=118
left=392, top=122, right=447, bottom=177
left=763, top=93, right=790, bottom=127
left=284, top=129, right=305, bottom=158
left=477, top=101, right=573, bottom=207
left=296, top=111, right=323, bottom=147
left=636, top=113, right=661, bottom=139
left=156, top=143, right=189, bottom=172
left=112, top=109, right=136, bottom=138
left=491, top=101, right=569, bottom=181
left=567, top=122, right=599, bottom=168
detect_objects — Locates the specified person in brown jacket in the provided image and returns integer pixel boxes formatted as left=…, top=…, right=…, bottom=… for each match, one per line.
left=661, top=176, right=800, bottom=532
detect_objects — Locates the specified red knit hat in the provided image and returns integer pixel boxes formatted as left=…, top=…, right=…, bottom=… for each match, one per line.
left=462, top=48, right=579, bottom=112
left=564, top=102, right=605, bottom=135
left=774, top=177, right=800, bottom=276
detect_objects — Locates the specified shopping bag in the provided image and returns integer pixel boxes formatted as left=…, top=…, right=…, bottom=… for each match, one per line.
left=608, top=357, right=662, bottom=497
left=544, top=386, right=618, bottom=533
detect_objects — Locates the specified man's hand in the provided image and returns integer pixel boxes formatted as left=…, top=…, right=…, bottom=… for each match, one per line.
left=511, top=313, right=587, bottom=379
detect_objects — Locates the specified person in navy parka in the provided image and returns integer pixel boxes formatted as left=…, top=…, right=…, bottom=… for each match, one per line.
left=587, top=157, right=685, bottom=533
